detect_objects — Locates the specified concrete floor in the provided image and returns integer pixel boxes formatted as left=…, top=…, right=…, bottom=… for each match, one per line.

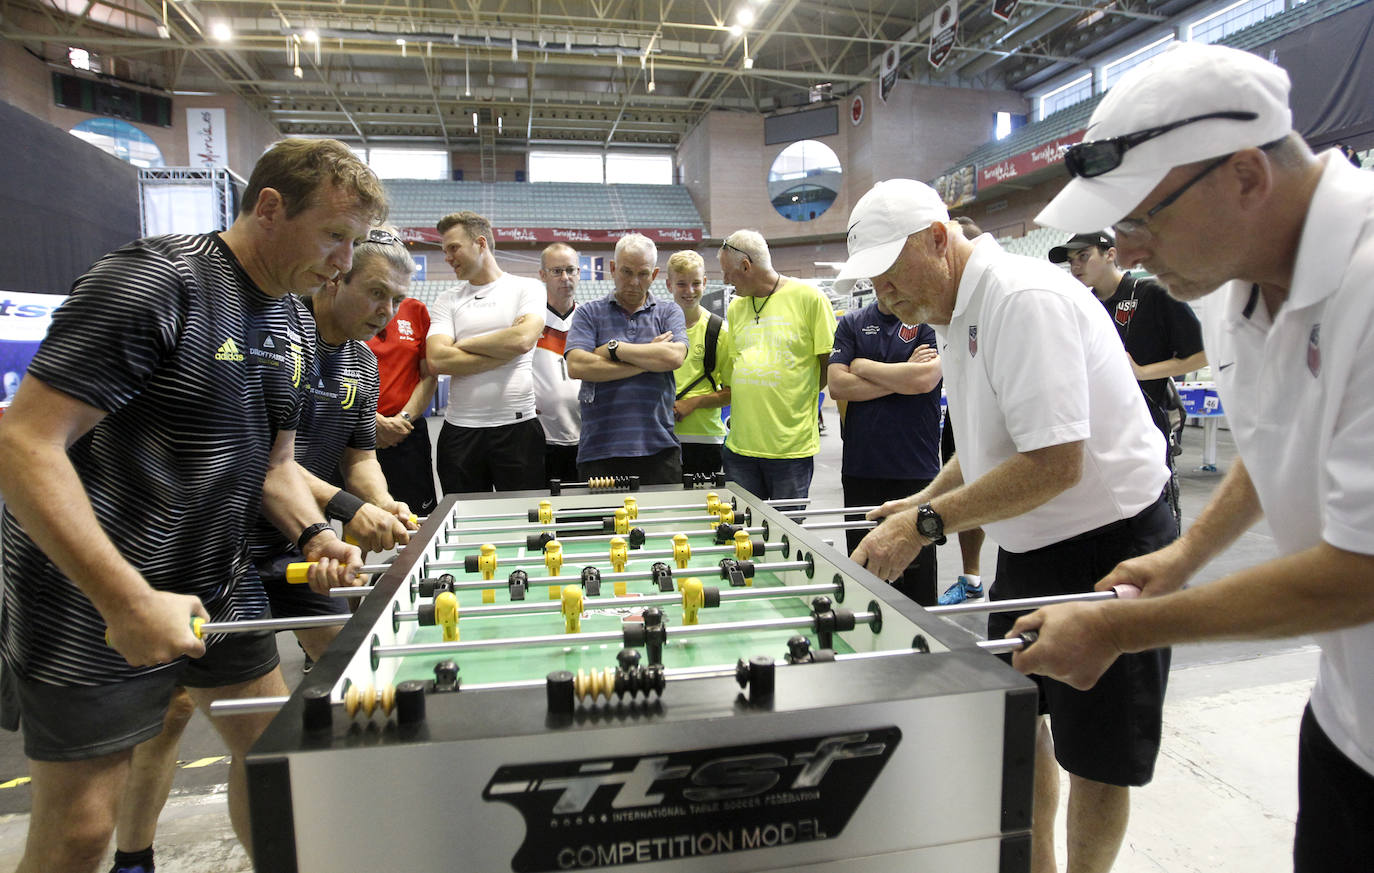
left=0, top=409, right=1316, bottom=872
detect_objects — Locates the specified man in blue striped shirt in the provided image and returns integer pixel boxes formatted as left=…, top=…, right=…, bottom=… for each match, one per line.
left=565, top=234, right=687, bottom=485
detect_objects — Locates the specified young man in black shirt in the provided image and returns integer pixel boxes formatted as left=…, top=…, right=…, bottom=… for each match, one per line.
left=1050, top=231, right=1207, bottom=453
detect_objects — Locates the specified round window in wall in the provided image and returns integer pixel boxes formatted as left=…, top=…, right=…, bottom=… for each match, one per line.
left=767, top=140, right=842, bottom=222
left=70, top=117, right=165, bottom=168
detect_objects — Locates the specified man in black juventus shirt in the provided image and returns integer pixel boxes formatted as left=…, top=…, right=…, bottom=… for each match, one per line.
left=256, top=226, right=418, bottom=661
left=0, top=138, right=384, bottom=873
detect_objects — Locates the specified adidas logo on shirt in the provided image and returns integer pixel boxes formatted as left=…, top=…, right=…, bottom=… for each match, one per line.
left=214, top=338, right=244, bottom=361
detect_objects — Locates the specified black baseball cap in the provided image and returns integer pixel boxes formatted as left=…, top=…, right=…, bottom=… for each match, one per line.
left=1047, top=231, right=1115, bottom=263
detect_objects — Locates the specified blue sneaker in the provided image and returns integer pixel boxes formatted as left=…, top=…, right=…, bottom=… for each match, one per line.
left=938, top=575, right=984, bottom=605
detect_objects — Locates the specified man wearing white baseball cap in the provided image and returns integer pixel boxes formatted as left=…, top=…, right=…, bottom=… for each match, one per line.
left=840, top=178, right=1173, bottom=873
left=1013, top=42, right=1374, bottom=870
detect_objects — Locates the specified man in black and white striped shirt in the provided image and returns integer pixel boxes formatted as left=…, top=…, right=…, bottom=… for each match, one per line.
left=0, top=138, right=384, bottom=873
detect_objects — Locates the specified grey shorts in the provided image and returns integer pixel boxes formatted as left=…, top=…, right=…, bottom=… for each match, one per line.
left=1, top=620, right=279, bottom=762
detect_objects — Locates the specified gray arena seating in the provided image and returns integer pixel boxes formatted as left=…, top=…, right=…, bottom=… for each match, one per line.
left=383, top=180, right=704, bottom=231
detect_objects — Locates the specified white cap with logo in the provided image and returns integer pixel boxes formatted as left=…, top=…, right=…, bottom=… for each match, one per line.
left=1036, top=42, right=1293, bottom=233
left=835, top=178, right=950, bottom=282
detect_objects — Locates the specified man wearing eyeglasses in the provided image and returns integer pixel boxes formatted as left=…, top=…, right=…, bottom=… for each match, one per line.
left=837, top=177, right=1174, bottom=873
left=1012, top=43, right=1374, bottom=871
left=534, top=243, right=584, bottom=483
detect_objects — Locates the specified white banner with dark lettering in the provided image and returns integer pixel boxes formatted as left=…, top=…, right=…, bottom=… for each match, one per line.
left=0, top=290, right=65, bottom=408
left=929, top=0, right=959, bottom=69
left=186, top=107, right=228, bottom=168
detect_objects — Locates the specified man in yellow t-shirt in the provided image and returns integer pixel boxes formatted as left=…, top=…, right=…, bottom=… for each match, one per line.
left=717, top=230, right=836, bottom=502
left=668, top=250, right=732, bottom=477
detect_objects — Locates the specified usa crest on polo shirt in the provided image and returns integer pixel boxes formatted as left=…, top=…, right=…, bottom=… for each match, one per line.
left=1115, top=299, right=1138, bottom=327
left=1307, top=323, right=1321, bottom=377
left=898, top=324, right=921, bottom=342
left=968, top=325, right=978, bottom=357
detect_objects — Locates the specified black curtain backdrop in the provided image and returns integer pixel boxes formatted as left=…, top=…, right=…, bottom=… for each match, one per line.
left=0, top=100, right=140, bottom=295
left=1264, top=1, right=1374, bottom=151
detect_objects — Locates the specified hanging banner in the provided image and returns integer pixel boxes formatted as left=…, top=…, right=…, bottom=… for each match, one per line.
left=186, top=107, right=228, bottom=168
left=0, top=290, right=66, bottom=411
left=977, top=130, right=1086, bottom=188
left=878, top=46, right=900, bottom=104
left=992, top=0, right=1020, bottom=22
left=929, top=0, right=959, bottom=69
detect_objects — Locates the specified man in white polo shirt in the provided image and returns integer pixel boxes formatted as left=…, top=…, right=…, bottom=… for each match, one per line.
left=838, top=179, right=1173, bottom=873
left=1010, top=43, right=1374, bottom=870
left=426, top=210, right=546, bottom=493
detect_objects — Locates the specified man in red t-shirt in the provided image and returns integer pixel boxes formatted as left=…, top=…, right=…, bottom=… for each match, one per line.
left=367, top=296, right=438, bottom=513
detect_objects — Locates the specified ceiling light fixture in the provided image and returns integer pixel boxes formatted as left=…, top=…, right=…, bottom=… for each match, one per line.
left=737, top=8, right=756, bottom=27
left=511, top=36, right=518, bottom=61
left=728, top=24, right=743, bottom=37
left=210, top=21, right=232, bottom=42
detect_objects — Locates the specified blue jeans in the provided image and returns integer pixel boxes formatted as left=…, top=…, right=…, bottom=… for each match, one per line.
left=722, top=446, right=814, bottom=505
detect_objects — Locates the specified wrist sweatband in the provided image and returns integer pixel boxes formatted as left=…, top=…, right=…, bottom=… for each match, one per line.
left=325, top=490, right=366, bottom=524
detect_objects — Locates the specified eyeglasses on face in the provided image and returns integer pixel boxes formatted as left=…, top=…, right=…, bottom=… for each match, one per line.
left=719, top=241, right=753, bottom=263
left=1110, top=137, right=1283, bottom=242
left=544, top=266, right=579, bottom=277
left=1065, top=111, right=1258, bottom=179
left=366, top=228, right=402, bottom=246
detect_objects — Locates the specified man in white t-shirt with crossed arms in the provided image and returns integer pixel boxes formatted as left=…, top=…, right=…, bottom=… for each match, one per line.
left=427, top=210, right=546, bottom=493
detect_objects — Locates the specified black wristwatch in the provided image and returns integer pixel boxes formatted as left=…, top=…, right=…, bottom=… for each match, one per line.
left=915, top=503, right=947, bottom=546
left=607, top=339, right=621, bottom=362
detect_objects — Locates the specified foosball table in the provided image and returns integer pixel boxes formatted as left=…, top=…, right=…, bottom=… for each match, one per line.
left=240, top=483, right=1039, bottom=872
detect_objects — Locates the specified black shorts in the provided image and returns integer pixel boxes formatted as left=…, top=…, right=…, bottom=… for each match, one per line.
left=1, top=618, right=279, bottom=762
left=545, top=442, right=581, bottom=483
left=258, top=552, right=349, bottom=619
left=987, top=497, right=1176, bottom=787
left=376, top=419, right=438, bottom=515
left=437, top=418, right=547, bottom=493
left=842, top=474, right=937, bottom=606
left=1294, top=703, right=1374, bottom=871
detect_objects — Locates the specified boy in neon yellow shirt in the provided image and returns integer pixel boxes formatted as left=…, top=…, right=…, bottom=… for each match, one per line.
left=668, top=251, right=732, bottom=476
